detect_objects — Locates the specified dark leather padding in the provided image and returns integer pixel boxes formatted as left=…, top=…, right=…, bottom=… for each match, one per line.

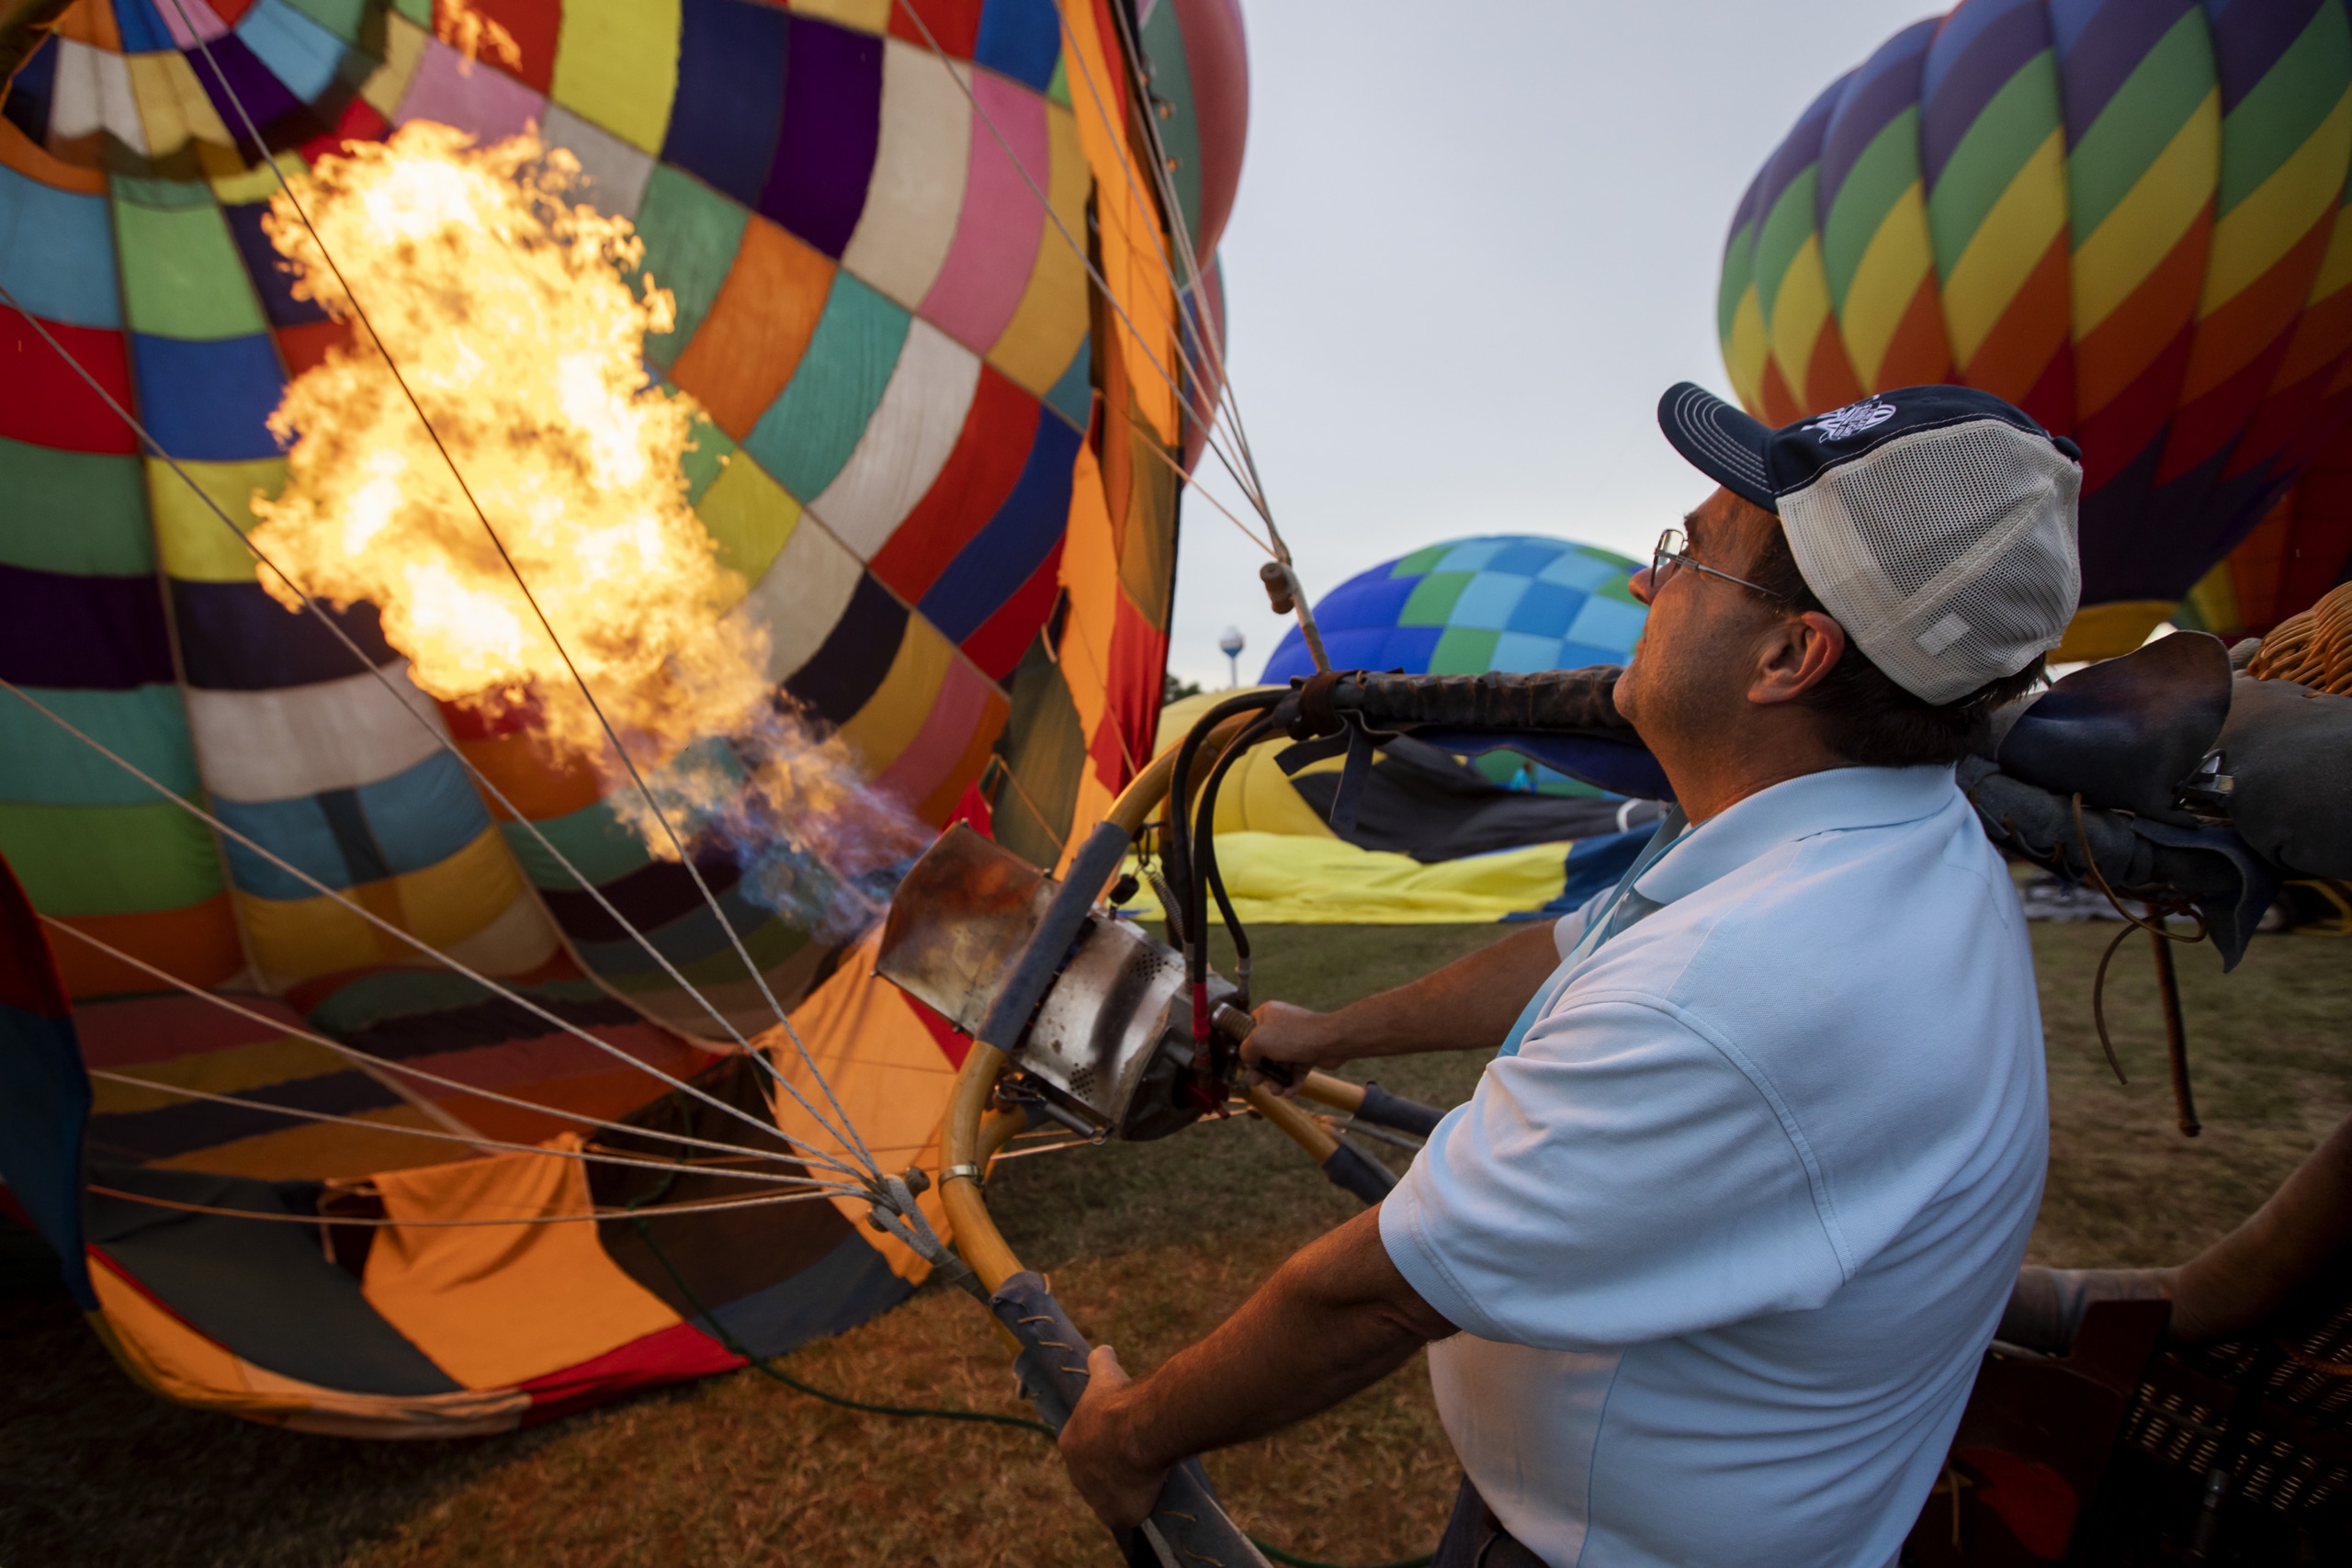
left=2219, top=674, right=2352, bottom=880
left=1995, top=631, right=2233, bottom=822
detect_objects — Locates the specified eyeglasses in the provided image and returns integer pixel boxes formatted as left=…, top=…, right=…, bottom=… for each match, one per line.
left=1649, top=527, right=1790, bottom=602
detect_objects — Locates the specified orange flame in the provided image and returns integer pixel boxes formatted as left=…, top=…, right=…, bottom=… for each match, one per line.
left=251, top=125, right=922, bottom=916
left=433, top=0, right=522, bottom=74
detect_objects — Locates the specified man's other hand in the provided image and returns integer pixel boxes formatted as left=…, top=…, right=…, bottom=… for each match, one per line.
left=1053, top=1210, right=1456, bottom=1540
left=1059, top=1345, right=1166, bottom=1531
left=1243, top=1000, right=1342, bottom=1094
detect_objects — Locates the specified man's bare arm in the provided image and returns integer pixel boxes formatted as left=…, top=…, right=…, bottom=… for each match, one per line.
left=1058, top=1206, right=1457, bottom=1529
left=1244, top=919, right=1561, bottom=1077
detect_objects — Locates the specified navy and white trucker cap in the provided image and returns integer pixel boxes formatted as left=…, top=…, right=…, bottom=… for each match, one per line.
left=1657, top=382, right=2084, bottom=705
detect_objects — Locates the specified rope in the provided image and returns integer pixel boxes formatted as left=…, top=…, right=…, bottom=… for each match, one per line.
left=629, top=1203, right=1056, bottom=1436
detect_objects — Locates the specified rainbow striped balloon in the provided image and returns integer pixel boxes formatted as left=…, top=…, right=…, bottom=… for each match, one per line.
left=1722, top=0, right=2352, bottom=659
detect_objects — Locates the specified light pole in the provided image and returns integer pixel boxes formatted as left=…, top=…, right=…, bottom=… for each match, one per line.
left=1217, top=626, right=1246, bottom=689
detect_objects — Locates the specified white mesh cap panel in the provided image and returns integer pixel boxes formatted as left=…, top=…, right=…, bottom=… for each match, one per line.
left=1777, top=421, right=2081, bottom=705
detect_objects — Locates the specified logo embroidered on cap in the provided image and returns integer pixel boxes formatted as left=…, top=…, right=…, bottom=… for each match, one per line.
left=1805, top=399, right=1897, bottom=441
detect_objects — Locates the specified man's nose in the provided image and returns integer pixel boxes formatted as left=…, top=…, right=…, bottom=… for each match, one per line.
left=1627, top=566, right=1657, bottom=606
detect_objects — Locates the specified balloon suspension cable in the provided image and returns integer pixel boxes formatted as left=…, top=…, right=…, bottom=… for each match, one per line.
left=1037, top=26, right=1318, bottom=652
left=1126, top=410, right=1276, bottom=558
left=1069, top=0, right=1335, bottom=672
left=80, top=1069, right=863, bottom=1194
left=79, top=1128, right=1101, bottom=1235
left=891, top=0, right=1268, bottom=526
left=1086, top=0, right=1279, bottom=525
left=1052, top=0, right=1280, bottom=536
left=0, top=277, right=874, bottom=1175
left=159, top=0, right=887, bottom=1186
left=85, top=1182, right=870, bottom=1229
left=914, top=0, right=1329, bottom=686
left=0, top=679, right=876, bottom=1184
left=1054, top=4, right=1268, bottom=513
left=40, top=915, right=834, bottom=1172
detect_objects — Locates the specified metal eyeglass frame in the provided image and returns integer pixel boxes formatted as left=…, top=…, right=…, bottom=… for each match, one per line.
left=1650, top=526, right=1792, bottom=602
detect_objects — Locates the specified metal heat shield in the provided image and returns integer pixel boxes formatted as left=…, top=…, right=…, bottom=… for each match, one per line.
left=875, top=823, right=1189, bottom=1133
left=875, top=824, right=1053, bottom=1035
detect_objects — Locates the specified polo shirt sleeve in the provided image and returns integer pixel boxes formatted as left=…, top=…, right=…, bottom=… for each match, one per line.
left=1380, top=988, right=1849, bottom=1350
left=1551, top=891, right=1609, bottom=958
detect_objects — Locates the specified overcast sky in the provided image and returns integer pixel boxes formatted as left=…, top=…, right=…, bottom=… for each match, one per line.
left=1167, top=0, right=1941, bottom=689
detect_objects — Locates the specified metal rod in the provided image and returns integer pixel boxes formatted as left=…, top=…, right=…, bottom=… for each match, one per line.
left=2153, top=928, right=2200, bottom=1138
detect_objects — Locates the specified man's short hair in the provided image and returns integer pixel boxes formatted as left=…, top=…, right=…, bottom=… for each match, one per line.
left=1657, top=383, right=2080, bottom=705
left=1742, top=507, right=2044, bottom=769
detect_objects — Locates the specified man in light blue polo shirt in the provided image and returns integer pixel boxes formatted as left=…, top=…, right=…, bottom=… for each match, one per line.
left=1059, top=384, right=2082, bottom=1567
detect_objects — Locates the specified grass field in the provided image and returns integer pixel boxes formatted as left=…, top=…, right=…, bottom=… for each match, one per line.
left=4, top=920, right=2347, bottom=1568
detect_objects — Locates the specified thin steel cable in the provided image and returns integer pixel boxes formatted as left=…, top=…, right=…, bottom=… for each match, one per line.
left=159, top=0, right=881, bottom=1179
left=1054, top=7, right=1269, bottom=521
left=85, top=1183, right=865, bottom=1227
left=979, top=757, right=1070, bottom=856
left=1072, top=1, right=1317, bottom=682
left=1085, top=45, right=1329, bottom=665
left=1087, top=0, right=1322, bottom=674
left=1078, top=0, right=1281, bottom=542
left=0, top=300, right=872, bottom=1198
left=0, top=282, right=817, bottom=1080
left=0, top=680, right=869, bottom=1182
left=13, top=60, right=875, bottom=1179
left=81, top=1136, right=1095, bottom=1231
left=1105, top=10, right=1279, bottom=540
left=1102, top=17, right=1281, bottom=554
left=82, top=1069, right=850, bottom=1190
left=1073, top=37, right=1327, bottom=684
left=938, top=0, right=1311, bottom=666
left=1128, top=410, right=1276, bottom=556
left=44, top=914, right=826, bottom=1168
left=891, top=0, right=1265, bottom=517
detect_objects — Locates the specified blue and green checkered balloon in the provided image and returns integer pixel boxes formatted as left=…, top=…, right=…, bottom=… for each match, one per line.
left=1261, top=536, right=1648, bottom=682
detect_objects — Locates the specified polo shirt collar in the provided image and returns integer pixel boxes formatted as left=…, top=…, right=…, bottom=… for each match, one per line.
left=1634, top=764, right=1957, bottom=908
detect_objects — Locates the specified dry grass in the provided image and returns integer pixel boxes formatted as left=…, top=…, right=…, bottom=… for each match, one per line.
left=2, top=920, right=2346, bottom=1568
left=2029, top=919, right=2352, bottom=1267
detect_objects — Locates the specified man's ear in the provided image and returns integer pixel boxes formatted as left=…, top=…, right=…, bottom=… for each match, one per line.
left=1748, top=611, right=1846, bottom=706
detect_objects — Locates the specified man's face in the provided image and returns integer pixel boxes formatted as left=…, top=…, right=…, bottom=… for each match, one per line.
left=1613, top=489, right=1782, bottom=742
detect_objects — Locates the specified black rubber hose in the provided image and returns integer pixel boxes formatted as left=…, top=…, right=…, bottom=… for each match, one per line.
left=1164, top=690, right=1284, bottom=981
left=1188, top=712, right=1277, bottom=992
left=976, top=820, right=1132, bottom=1051
left=1164, top=690, right=1286, bottom=884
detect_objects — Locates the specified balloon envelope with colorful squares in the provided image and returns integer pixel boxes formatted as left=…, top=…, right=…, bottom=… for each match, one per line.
left=1720, top=0, right=2352, bottom=661
left=0, top=0, right=1251, bottom=1438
